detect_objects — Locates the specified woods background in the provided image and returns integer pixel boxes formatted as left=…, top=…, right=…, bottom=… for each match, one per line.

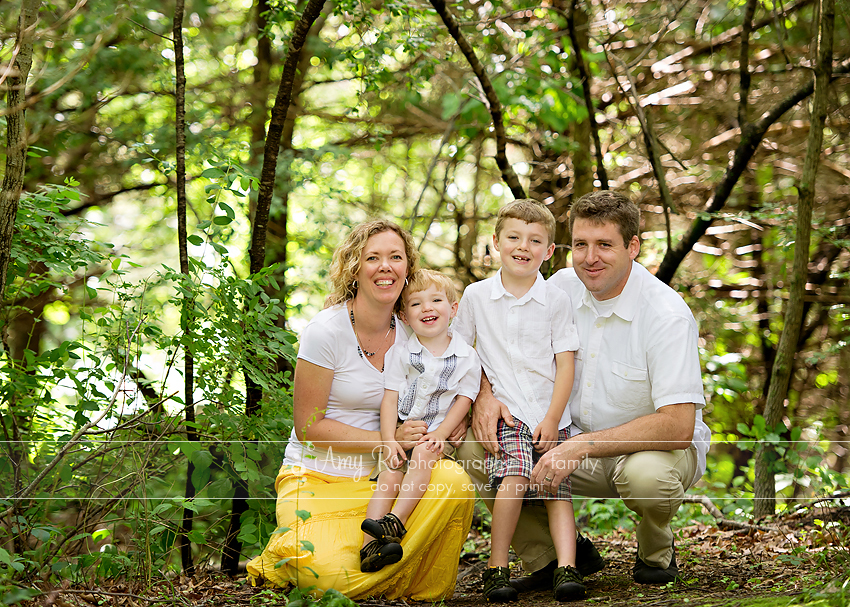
left=1, top=0, right=848, bottom=598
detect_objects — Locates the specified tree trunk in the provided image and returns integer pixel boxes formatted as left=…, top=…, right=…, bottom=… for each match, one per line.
left=0, top=0, right=40, bottom=308
left=221, top=0, right=328, bottom=575
left=753, top=0, right=833, bottom=519
left=171, top=0, right=198, bottom=575
left=0, top=0, right=40, bottom=556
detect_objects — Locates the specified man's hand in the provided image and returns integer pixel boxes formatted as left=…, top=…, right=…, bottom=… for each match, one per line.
left=395, top=419, right=427, bottom=450
left=531, top=438, right=587, bottom=490
left=472, top=385, right=514, bottom=455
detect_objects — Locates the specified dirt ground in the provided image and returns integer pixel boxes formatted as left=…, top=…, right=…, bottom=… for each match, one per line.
left=437, top=504, right=850, bottom=607
left=31, top=504, right=849, bottom=607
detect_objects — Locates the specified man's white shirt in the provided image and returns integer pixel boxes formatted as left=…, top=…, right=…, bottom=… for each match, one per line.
left=548, top=262, right=710, bottom=486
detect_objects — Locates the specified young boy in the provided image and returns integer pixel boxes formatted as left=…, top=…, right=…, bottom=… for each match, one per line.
left=360, top=269, right=481, bottom=573
left=453, top=199, right=584, bottom=602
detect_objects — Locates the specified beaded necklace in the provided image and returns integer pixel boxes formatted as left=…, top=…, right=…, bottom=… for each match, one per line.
left=349, top=301, right=395, bottom=359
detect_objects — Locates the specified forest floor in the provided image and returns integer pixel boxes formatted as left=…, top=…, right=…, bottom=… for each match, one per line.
left=29, top=504, right=850, bottom=607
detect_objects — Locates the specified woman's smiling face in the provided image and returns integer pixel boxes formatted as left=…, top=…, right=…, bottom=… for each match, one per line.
left=355, top=230, right=409, bottom=306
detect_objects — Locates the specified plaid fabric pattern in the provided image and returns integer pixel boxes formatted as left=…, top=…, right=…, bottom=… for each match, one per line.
left=485, top=418, right=572, bottom=501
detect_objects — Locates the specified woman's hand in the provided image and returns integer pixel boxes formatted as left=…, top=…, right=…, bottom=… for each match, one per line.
left=395, top=419, right=427, bottom=450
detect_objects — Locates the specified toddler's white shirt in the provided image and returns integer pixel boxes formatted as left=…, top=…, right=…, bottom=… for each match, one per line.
left=385, top=332, right=481, bottom=432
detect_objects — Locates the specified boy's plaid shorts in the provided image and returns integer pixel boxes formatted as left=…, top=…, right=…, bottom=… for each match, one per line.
left=485, top=417, right=572, bottom=501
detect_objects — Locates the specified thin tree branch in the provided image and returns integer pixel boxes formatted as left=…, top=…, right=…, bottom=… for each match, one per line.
left=567, top=0, right=608, bottom=190
left=655, top=56, right=850, bottom=284
left=429, top=0, right=526, bottom=200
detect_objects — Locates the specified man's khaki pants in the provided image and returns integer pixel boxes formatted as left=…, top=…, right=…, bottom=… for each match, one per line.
left=455, top=429, right=698, bottom=571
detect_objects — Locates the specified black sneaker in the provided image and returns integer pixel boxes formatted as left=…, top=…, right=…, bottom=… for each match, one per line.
left=553, top=565, right=586, bottom=601
left=360, top=539, right=403, bottom=573
left=576, top=533, right=605, bottom=577
left=361, top=513, right=407, bottom=544
left=483, top=566, right=518, bottom=603
left=633, top=544, right=679, bottom=584
left=509, top=534, right=604, bottom=592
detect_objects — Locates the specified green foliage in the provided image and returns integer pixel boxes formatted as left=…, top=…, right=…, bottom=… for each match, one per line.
left=1, top=176, right=295, bottom=585
left=281, top=587, right=357, bottom=607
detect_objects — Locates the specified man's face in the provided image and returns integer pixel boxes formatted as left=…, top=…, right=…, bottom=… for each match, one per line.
left=571, top=218, right=639, bottom=300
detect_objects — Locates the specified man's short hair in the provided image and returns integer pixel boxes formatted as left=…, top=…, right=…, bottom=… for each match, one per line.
left=569, top=191, right=640, bottom=246
left=495, top=199, right=556, bottom=245
left=403, top=269, right=459, bottom=306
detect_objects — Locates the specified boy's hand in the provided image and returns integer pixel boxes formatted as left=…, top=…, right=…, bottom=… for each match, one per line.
left=532, top=420, right=559, bottom=453
left=383, top=440, right=408, bottom=469
left=447, top=416, right=469, bottom=447
left=419, top=433, right=445, bottom=455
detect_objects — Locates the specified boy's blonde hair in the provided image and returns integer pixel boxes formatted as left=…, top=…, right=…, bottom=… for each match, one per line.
left=495, top=199, right=556, bottom=245
left=402, top=269, right=459, bottom=306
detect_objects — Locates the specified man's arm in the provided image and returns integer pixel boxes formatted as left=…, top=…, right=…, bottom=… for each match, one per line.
left=471, top=374, right=515, bottom=455
left=531, top=402, right=695, bottom=488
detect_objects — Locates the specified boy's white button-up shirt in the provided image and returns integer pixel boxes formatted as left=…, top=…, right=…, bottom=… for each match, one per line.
left=548, top=262, right=710, bottom=485
left=384, top=332, right=481, bottom=432
left=454, top=271, right=580, bottom=430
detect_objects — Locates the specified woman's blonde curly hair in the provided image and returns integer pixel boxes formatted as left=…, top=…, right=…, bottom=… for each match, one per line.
left=325, top=220, right=420, bottom=312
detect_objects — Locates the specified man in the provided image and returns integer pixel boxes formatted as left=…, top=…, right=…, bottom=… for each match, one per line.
left=456, top=190, right=710, bottom=589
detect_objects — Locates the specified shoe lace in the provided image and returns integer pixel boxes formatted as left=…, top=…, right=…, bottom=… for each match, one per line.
left=381, top=513, right=406, bottom=539
left=361, top=539, right=383, bottom=558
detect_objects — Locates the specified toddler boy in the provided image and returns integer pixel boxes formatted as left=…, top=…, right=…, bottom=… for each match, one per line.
left=360, top=269, right=481, bottom=573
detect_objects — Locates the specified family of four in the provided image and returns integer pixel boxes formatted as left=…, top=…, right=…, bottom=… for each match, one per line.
left=245, top=191, right=711, bottom=603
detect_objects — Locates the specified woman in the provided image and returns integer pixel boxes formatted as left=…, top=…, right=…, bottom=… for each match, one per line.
left=247, top=220, right=474, bottom=600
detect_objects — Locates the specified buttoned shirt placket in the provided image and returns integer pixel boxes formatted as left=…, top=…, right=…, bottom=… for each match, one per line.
left=578, top=296, right=609, bottom=433
left=503, top=294, right=548, bottom=427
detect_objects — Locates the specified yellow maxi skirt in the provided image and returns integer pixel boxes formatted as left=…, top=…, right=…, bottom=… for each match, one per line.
left=246, top=459, right=474, bottom=601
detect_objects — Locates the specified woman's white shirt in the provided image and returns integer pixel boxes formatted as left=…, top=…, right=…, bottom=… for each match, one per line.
left=284, top=304, right=406, bottom=478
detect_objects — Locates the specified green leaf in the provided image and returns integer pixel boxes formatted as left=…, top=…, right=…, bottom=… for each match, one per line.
left=213, top=215, right=232, bottom=225
left=188, top=529, right=207, bottom=544
left=190, top=449, right=214, bottom=469
left=201, top=167, right=226, bottom=179
left=187, top=235, right=204, bottom=246
left=295, top=509, right=311, bottom=522
left=274, top=557, right=292, bottom=568
left=271, top=526, right=291, bottom=535
left=191, top=466, right=211, bottom=490
left=299, top=540, right=315, bottom=553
